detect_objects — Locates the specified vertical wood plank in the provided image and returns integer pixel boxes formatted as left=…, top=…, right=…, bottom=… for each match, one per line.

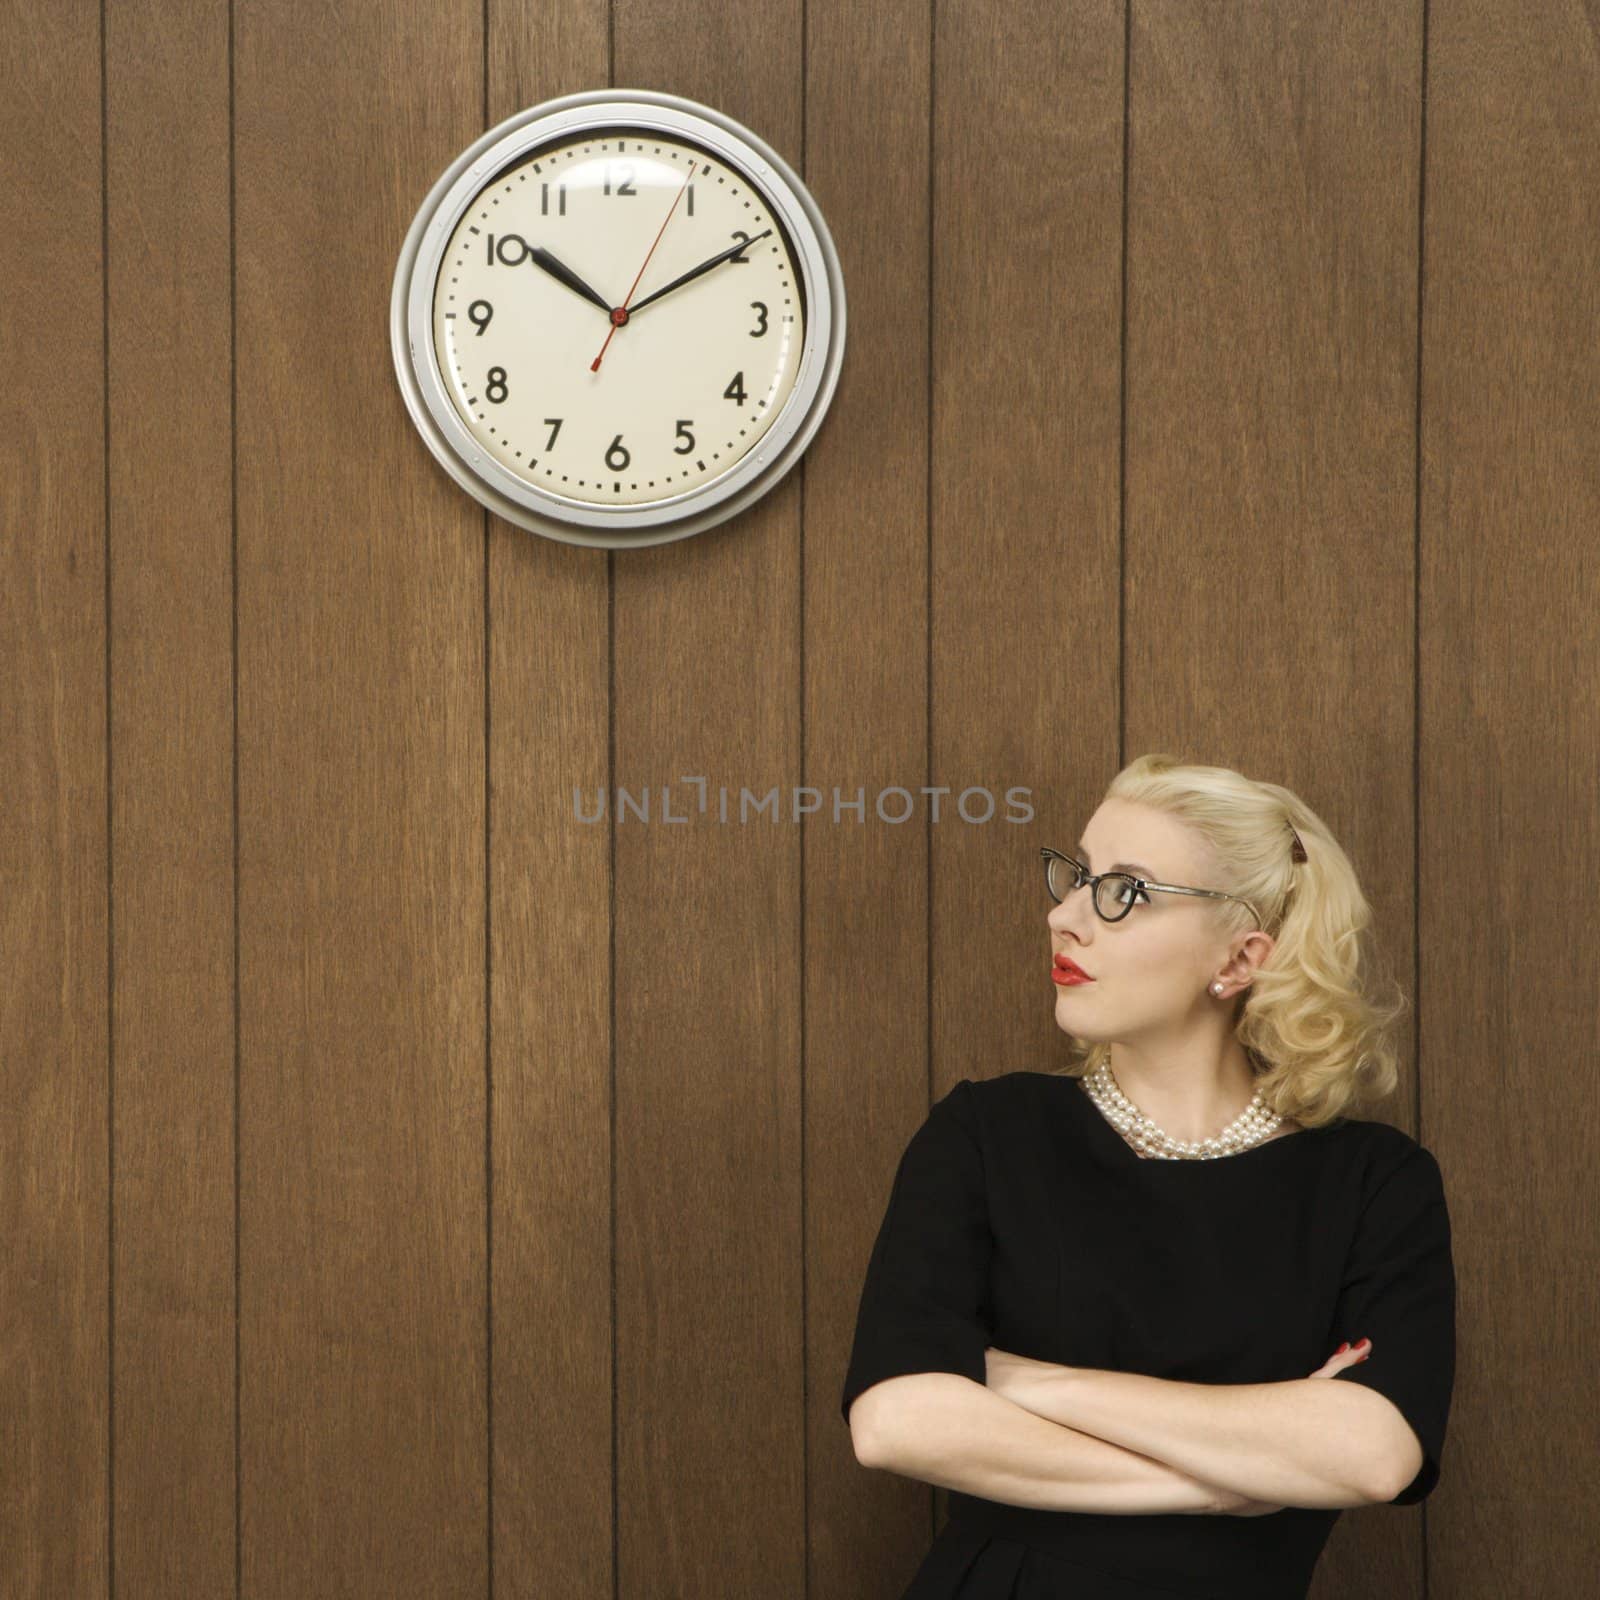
left=105, top=0, right=235, bottom=1592
left=483, top=10, right=614, bottom=1600
left=608, top=7, right=804, bottom=1593
left=1419, top=2, right=1600, bottom=1592
left=234, top=1, right=485, bottom=1592
left=931, top=0, right=1127, bottom=1111
left=802, top=0, right=940, bottom=1588
left=931, top=0, right=1128, bottom=1114
left=1123, top=4, right=1423, bottom=1588
left=0, top=0, right=108, bottom=1590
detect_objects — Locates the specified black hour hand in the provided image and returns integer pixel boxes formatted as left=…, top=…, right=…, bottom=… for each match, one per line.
left=529, top=246, right=613, bottom=316
left=628, top=228, right=775, bottom=315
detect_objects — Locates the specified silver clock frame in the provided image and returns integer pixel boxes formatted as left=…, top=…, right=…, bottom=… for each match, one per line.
left=390, top=87, right=847, bottom=551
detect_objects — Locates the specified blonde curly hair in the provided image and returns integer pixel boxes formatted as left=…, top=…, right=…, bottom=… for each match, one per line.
left=1050, top=753, right=1409, bottom=1129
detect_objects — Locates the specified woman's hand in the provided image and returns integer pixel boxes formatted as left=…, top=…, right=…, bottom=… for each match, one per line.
left=1211, top=1338, right=1372, bottom=1516
left=1306, top=1337, right=1371, bottom=1379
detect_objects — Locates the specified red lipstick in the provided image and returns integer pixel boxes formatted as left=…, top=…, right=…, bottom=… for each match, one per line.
left=1052, top=953, right=1094, bottom=985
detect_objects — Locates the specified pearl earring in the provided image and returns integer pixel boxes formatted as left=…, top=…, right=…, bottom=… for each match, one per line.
left=1211, top=982, right=1224, bottom=995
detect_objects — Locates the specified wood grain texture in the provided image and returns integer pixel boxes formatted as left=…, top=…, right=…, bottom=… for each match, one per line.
left=930, top=0, right=1127, bottom=1136
left=0, top=0, right=107, bottom=1592
left=803, top=0, right=941, bottom=1593
left=1417, top=2, right=1600, bottom=1593
left=234, top=0, right=485, bottom=1593
left=106, top=1, right=234, bottom=1595
left=484, top=6, right=613, bottom=1599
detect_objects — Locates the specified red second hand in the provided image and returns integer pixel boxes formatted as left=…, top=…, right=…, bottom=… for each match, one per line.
left=591, top=163, right=696, bottom=373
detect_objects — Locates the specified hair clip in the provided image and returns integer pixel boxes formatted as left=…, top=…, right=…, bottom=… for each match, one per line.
left=1288, top=825, right=1307, bottom=863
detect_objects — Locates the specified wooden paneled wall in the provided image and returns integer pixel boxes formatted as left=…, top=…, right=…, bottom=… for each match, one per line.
left=3, top=1, right=1593, bottom=1595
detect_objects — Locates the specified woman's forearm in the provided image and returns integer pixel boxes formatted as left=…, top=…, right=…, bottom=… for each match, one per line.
left=996, top=1362, right=1380, bottom=1508
left=862, top=1374, right=1229, bottom=1515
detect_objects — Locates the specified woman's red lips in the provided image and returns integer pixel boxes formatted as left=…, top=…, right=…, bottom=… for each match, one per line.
left=1052, top=954, right=1093, bottom=983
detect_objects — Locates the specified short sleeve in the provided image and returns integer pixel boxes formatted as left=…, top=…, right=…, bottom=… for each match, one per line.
left=1328, top=1142, right=1457, bottom=1504
left=839, top=1078, right=995, bottom=1430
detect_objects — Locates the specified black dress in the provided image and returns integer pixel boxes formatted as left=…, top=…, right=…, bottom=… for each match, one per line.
left=839, top=1071, right=1456, bottom=1599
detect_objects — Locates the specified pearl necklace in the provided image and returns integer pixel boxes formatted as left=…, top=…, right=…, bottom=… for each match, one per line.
left=1082, top=1058, right=1286, bottom=1160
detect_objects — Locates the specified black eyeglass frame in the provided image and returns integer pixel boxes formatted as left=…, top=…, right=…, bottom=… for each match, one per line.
left=1040, top=846, right=1263, bottom=928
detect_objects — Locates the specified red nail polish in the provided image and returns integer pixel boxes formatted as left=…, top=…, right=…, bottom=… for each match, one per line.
left=1335, top=1342, right=1349, bottom=1353
left=1355, top=1338, right=1370, bottom=1351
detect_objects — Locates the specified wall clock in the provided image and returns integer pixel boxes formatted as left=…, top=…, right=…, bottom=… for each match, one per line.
left=390, top=87, right=847, bottom=550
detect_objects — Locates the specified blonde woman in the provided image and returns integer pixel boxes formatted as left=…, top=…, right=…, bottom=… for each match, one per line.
left=841, top=755, right=1455, bottom=1599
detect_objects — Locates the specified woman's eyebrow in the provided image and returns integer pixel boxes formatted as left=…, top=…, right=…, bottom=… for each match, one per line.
left=1076, top=841, right=1156, bottom=876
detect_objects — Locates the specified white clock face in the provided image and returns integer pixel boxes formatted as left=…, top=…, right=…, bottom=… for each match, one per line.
left=429, top=130, right=808, bottom=508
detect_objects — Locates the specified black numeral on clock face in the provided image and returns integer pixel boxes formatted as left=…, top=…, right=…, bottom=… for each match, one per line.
left=603, top=163, right=637, bottom=196
left=468, top=300, right=493, bottom=335
left=605, top=435, right=631, bottom=471
left=486, top=233, right=534, bottom=266
left=728, top=230, right=753, bottom=263
left=540, top=183, right=567, bottom=216
left=723, top=371, right=747, bottom=405
left=544, top=419, right=563, bottom=451
left=674, top=421, right=695, bottom=455
left=748, top=302, right=767, bottom=337
left=485, top=367, right=508, bottom=403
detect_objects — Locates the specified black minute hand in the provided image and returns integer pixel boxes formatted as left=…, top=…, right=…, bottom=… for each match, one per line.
left=529, top=246, right=613, bottom=316
left=626, top=228, right=775, bottom=316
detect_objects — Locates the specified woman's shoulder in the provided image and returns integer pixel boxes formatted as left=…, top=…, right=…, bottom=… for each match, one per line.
left=957, top=1068, right=1057, bottom=1115
left=1329, top=1114, right=1446, bottom=1196
left=965, top=1068, right=1072, bottom=1095
left=957, top=1069, right=1104, bottom=1145
left=1319, top=1112, right=1438, bottom=1164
